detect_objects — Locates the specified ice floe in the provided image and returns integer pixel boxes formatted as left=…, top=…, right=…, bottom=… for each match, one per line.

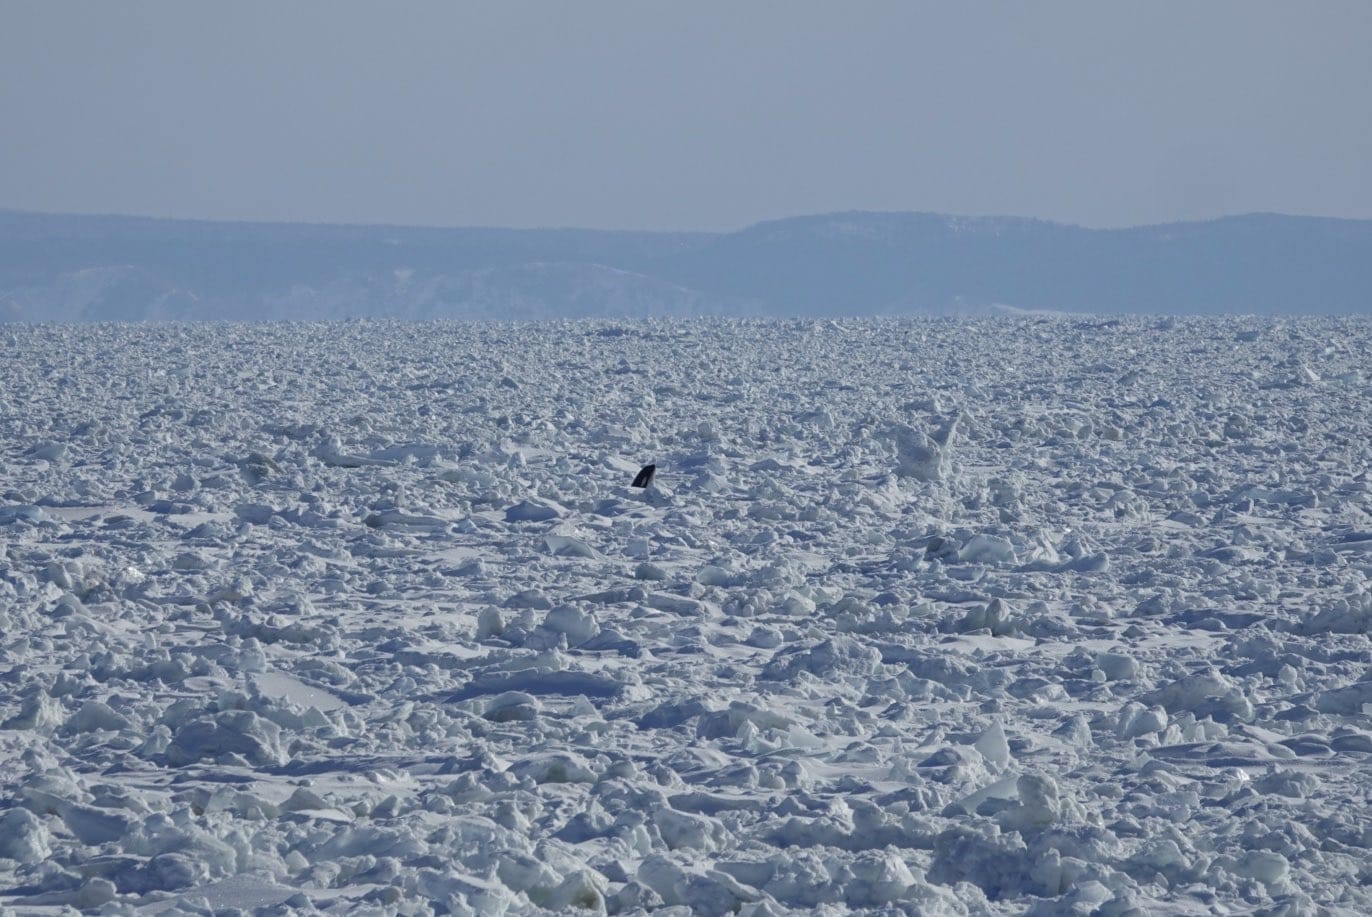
left=1, top=316, right=1370, bottom=913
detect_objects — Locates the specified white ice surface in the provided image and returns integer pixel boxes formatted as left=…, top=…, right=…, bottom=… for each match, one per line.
left=1, top=317, right=1370, bottom=914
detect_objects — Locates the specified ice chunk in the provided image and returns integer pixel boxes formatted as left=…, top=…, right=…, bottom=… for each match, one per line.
left=505, top=589, right=554, bottom=610
left=449, top=669, right=623, bottom=701
left=957, top=598, right=1017, bottom=637
left=893, top=425, right=947, bottom=482
left=973, top=722, right=1012, bottom=768
left=508, top=752, right=598, bottom=784
left=1235, top=850, right=1290, bottom=888
left=928, top=825, right=1039, bottom=898
left=1095, top=651, right=1139, bottom=681
left=0, top=807, right=51, bottom=864
left=505, top=499, right=562, bottom=522
left=483, top=691, right=540, bottom=722
left=695, top=564, right=736, bottom=587
left=370, top=442, right=441, bottom=463
left=544, top=869, right=608, bottom=911
left=761, top=636, right=883, bottom=680
left=958, top=534, right=1016, bottom=565
left=234, top=502, right=278, bottom=525
left=544, top=533, right=596, bottom=558
left=635, top=562, right=668, bottom=581
left=63, top=699, right=132, bottom=734
left=364, top=509, right=449, bottom=530
left=645, top=592, right=707, bottom=616
left=166, top=711, right=288, bottom=767
left=954, top=774, right=1020, bottom=815
left=998, top=774, right=1062, bottom=832
left=543, top=605, right=600, bottom=645
left=280, top=786, right=331, bottom=813
left=0, top=504, right=51, bottom=525
left=654, top=807, right=729, bottom=851
left=844, top=850, right=916, bottom=906
left=2, top=689, right=65, bottom=732
left=55, top=800, right=135, bottom=845
left=71, top=878, right=118, bottom=909
left=313, top=435, right=387, bottom=467
left=476, top=606, right=505, bottom=639
left=637, top=856, right=756, bottom=913
left=1145, top=671, right=1254, bottom=723
left=1118, top=702, right=1169, bottom=738
left=1316, top=681, right=1372, bottom=715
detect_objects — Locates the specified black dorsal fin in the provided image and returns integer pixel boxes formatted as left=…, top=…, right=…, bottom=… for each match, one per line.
left=631, top=464, right=656, bottom=488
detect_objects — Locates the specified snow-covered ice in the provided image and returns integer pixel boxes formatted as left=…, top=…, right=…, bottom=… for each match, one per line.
left=1, top=316, right=1370, bottom=914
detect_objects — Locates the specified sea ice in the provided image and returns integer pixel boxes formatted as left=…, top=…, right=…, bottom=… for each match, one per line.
left=2, top=316, right=1370, bottom=913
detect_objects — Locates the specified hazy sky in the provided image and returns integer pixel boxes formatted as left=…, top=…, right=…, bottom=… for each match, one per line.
left=2, top=2, right=1369, bottom=231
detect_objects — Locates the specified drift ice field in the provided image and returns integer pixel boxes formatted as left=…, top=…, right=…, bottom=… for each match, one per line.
left=2, top=316, right=1371, bottom=914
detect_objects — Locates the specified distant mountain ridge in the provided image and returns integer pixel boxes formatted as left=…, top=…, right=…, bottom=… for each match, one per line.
left=2, top=209, right=1369, bottom=320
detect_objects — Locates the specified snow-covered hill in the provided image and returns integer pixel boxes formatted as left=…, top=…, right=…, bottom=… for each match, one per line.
left=3, top=209, right=1369, bottom=320
left=2, top=317, right=1370, bottom=912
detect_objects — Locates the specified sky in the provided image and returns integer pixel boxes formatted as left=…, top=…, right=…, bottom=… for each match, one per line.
left=2, top=2, right=1370, bottom=232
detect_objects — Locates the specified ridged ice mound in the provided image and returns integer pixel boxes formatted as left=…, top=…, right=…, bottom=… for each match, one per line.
left=1, top=316, right=1370, bottom=914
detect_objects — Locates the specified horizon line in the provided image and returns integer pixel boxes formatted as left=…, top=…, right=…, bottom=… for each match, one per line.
left=2, top=205, right=1367, bottom=237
